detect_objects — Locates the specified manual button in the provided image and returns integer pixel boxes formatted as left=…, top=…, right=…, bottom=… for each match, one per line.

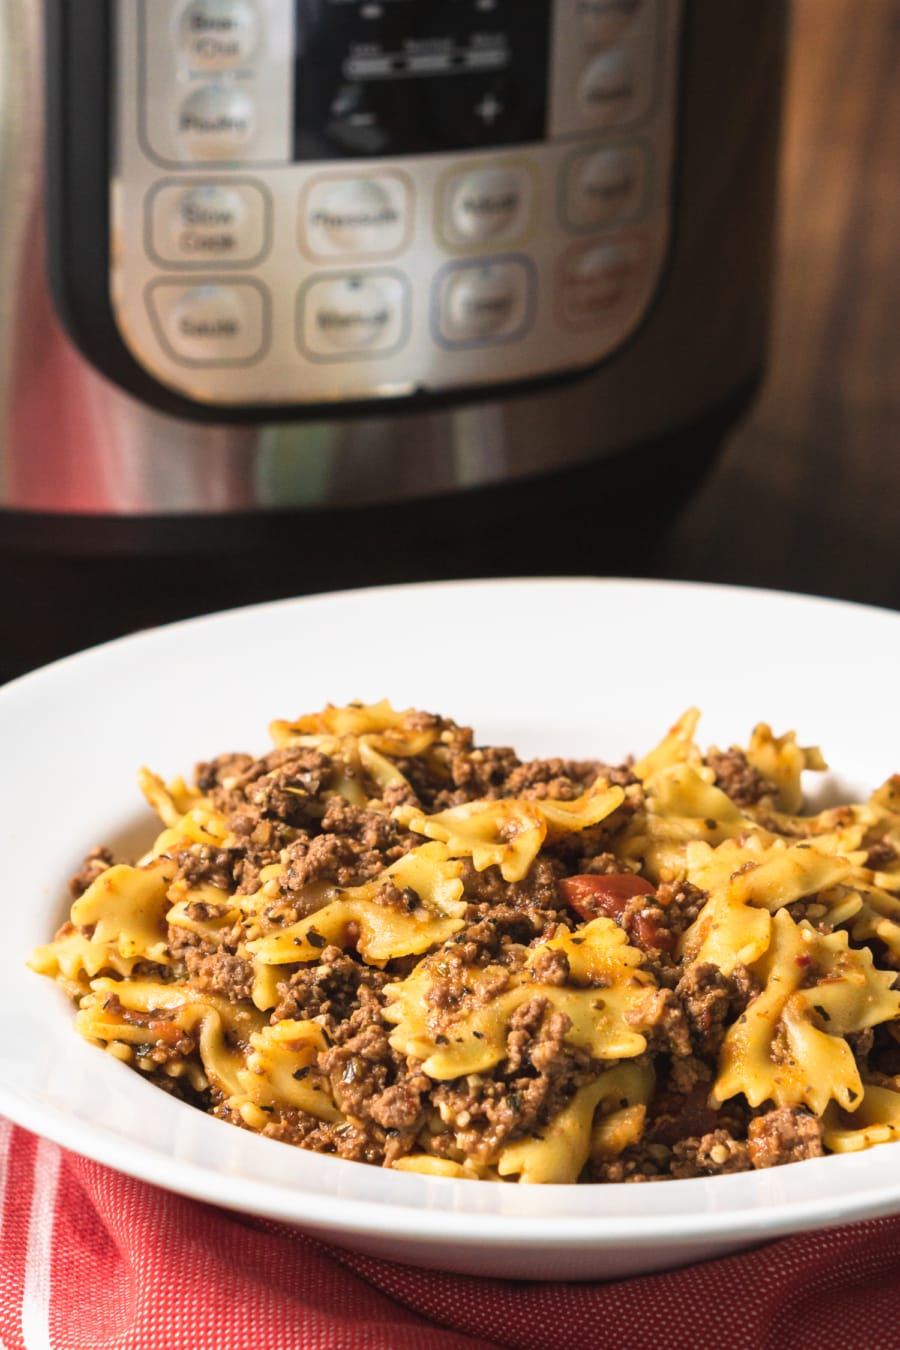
left=298, top=272, right=410, bottom=359
left=148, top=281, right=268, bottom=364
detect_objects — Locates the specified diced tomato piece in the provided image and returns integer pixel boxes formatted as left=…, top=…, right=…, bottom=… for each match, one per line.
left=558, top=872, right=655, bottom=922
left=558, top=872, right=675, bottom=953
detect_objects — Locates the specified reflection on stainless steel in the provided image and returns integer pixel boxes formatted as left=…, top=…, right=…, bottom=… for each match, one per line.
left=0, top=1, right=783, bottom=518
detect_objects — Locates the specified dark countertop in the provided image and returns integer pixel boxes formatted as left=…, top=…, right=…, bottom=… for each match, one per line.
left=1, top=0, right=897, bottom=683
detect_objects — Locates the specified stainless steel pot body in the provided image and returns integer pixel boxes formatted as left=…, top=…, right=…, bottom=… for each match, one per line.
left=0, top=2, right=786, bottom=518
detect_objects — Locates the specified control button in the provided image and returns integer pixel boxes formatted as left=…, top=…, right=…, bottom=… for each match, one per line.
left=178, top=1, right=260, bottom=72
left=444, top=166, right=533, bottom=247
left=149, top=181, right=269, bottom=265
left=558, top=239, right=647, bottom=327
left=148, top=281, right=267, bottom=363
left=299, top=273, right=409, bottom=359
left=564, top=146, right=647, bottom=229
left=300, top=174, right=411, bottom=260
left=578, top=51, right=639, bottom=126
left=437, top=260, right=534, bottom=346
left=177, top=85, right=255, bottom=161
left=578, top=0, right=644, bottom=46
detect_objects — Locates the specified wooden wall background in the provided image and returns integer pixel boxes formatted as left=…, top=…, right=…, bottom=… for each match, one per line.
left=659, top=0, right=900, bottom=609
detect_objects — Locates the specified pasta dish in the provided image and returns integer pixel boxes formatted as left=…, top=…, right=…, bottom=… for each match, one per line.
left=30, top=701, right=900, bottom=1183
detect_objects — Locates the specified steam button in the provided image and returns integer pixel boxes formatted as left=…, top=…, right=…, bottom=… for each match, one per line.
left=149, top=282, right=268, bottom=364
left=179, top=1, right=260, bottom=71
left=564, top=146, right=646, bottom=229
left=177, top=85, right=255, bottom=161
left=299, top=273, right=409, bottom=358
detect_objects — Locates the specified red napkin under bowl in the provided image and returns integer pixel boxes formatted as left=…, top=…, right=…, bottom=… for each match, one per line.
left=3, top=1119, right=899, bottom=1350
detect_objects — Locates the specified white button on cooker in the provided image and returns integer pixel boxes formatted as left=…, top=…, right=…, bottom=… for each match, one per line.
left=299, top=273, right=409, bottom=358
left=578, top=0, right=644, bottom=47
left=148, top=281, right=267, bottom=363
left=177, top=85, right=255, bottom=161
left=149, top=181, right=269, bottom=265
left=178, top=0, right=260, bottom=72
left=565, top=146, right=646, bottom=229
left=578, top=50, right=639, bottom=126
left=438, top=261, right=532, bottom=345
left=444, top=166, right=533, bottom=246
left=558, top=238, right=646, bottom=327
left=300, top=175, right=411, bottom=260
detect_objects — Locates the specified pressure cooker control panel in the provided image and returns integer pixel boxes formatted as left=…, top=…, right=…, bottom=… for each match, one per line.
left=111, top=0, right=683, bottom=408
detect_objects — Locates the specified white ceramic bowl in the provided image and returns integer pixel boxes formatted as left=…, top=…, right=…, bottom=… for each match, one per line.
left=2, top=578, right=900, bottom=1280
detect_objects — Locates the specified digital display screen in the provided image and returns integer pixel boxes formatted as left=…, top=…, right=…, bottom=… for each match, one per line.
left=294, top=0, right=553, bottom=159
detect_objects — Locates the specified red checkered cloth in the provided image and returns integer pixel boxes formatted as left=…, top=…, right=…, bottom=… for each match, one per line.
left=2, top=1119, right=899, bottom=1350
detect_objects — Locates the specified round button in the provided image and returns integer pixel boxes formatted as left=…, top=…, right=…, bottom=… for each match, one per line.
left=177, top=85, right=255, bottom=160
left=173, top=184, right=247, bottom=245
left=309, top=179, right=402, bottom=254
left=567, top=147, right=644, bottom=228
left=179, top=1, right=260, bottom=71
left=578, top=0, right=643, bottom=46
left=310, top=277, right=396, bottom=352
left=440, top=263, right=530, bottom=344
left=448, top=168, right=528, bottom=244
left=560, top=240, right=645, bottom=326
left=578, top=51, right=637, bottom=125
left=155, top=283, right=266, bottom=363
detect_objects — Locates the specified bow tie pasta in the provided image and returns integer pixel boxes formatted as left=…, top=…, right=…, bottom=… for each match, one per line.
left=30, top=701, right=900, bottom=1183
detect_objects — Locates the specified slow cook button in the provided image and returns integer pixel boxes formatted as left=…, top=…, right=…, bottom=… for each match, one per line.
left=149, top=282, right=267, bottom=363
left=149, top=182, right=269, bottom=265
left=300, top=175, right=411, bottom=259
left=445, top=166, right=532, bottom=245
left=578, top=50, right=639, bottom=126
left=299, top=273, right=409, bottom=358
left=578, top=0, right=644, bottom=46
left=564, top=145, right=646, bottom=229
left=438, top=261, right=532, bottom=345
left=177, top=85, right=255, bottom=161
left=178, top=0, right=260, bottom=71
left=558, top=239, right=646, bottom=327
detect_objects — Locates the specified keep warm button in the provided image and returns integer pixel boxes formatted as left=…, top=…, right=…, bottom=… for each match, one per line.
left=148, top=281, right=269, bottom=365
left=298, top=272, right=410, bottom=360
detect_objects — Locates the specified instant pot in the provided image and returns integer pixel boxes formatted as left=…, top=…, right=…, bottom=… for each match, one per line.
left=0, top=1, right=787, bottom=676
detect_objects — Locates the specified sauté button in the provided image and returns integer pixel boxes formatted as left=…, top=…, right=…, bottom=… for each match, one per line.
left=149, top=282, right=267, bottom=363
left=177, top=85, right=255, bottom=160
left=179, top=0, right=260, bottom=71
